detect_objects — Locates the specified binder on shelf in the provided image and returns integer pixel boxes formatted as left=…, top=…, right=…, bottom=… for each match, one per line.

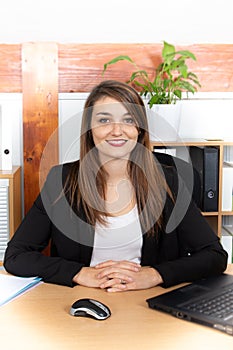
left=153, top=146, right=177, bottom=157
left=221, top=227, right=233, bottom=264
left=222, top=162, right=233, bottom=211
left=189, top=146, right=219, bottom=212
left=223, top=216, right=233, bottom=235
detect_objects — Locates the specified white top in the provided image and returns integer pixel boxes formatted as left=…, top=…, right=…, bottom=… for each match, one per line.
left=90, top=205, right=143, bottom=266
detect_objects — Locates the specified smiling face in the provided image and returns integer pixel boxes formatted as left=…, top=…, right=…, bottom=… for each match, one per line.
left=91, top=97, right=139, bottom=163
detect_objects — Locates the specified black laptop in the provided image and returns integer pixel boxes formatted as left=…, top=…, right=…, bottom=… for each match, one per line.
left=147, top=273, right=233, bottom=336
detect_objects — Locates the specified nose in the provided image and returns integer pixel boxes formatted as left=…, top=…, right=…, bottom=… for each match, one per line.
left=111, top=122, right=123, bottom=135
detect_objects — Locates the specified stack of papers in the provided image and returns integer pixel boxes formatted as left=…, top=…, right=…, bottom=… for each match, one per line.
left=0, top=274, right=42, bottom=306
left=222, top=162, right=233, bottom=211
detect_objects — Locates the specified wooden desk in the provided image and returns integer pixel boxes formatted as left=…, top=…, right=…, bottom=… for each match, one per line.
left=1, top=265, right=233, bottom=350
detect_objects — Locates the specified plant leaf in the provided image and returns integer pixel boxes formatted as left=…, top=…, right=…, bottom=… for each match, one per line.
left=187, top=72, right=201, bottom=87
left=129, top=70, right=149, bottom=81
left=178, top=64, right=188, bottom=78
left=173, top=90, right=182, bottom=99
left=179, top=80, right=196, bottom=93
left=175, top=50, right=197, bottom=61
left=163, top=79, right=170, bottom=89
left=162, top=41, right=175, bottom=63
left=102, top=55, right=134, bottom=75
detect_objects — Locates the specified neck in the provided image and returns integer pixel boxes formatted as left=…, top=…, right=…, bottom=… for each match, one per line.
left=102, top=158, right=129, bottom=183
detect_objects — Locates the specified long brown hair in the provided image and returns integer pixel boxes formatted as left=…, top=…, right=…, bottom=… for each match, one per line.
left=65, top=80, right=170, bottom=236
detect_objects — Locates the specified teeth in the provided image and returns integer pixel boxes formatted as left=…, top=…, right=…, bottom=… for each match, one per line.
left=107, top=140, right=126, bottom=144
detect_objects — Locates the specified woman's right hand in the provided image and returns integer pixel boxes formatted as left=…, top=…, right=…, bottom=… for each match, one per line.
left=72, top=266, right=110, bottom=288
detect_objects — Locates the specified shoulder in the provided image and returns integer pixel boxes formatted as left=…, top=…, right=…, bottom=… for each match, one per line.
left=42, top=160, right=80, bottom=196
left=47, top=160, right=80, bottom=181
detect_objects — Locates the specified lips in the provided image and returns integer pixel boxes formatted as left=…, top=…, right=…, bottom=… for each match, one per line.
left=106, top=139, right=127, bottom=147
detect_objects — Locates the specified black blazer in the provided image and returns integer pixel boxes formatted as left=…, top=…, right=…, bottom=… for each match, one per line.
left=4, top=159, right=227, bottom=288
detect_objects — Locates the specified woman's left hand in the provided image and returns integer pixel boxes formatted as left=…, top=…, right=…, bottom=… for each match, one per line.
left=95, top=260, right=163, bottom=292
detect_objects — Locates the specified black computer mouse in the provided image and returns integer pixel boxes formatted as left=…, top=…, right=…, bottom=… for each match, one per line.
left=69, top=298, right=111, bottom=320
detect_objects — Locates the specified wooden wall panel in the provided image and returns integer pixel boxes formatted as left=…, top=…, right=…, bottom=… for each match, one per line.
left=0, top=43, right=232, bottom=94
left=22, top=43, right=58, bottom=214
left=0, top=44, right=22, bottom=92
left=190, top=44, right=233, bottom=91
left=58, top=43, right=233, bottom=93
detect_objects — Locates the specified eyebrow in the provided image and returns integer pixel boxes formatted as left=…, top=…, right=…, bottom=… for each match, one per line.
left=95, top=112, right=112, bottom=116
left=95, top=111, right=131, bottom=116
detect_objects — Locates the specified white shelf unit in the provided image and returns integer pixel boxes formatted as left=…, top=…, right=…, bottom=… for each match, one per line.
left=0, top=166, right=21, bottom=264
left=151, top=138, right=233, bottom=239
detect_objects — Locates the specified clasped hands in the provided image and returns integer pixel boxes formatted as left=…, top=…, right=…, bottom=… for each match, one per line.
left=73, top=260, right=163, bottom=292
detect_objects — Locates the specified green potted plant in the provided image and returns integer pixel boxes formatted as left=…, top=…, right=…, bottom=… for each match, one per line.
left=102, top=41, right=201, bottom=108
left=102, top=41, right=201, bottom=141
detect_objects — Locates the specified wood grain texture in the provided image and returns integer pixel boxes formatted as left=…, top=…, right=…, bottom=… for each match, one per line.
left=58, top=43, right=233, bottom=93
left=0, top=43, right=232, bottom=94
left=0, top=44, right=22, bottom=92
left=22, top=42, right=58, bottom=214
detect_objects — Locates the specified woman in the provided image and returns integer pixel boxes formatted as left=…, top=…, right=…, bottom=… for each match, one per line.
left=4, top=80, right=227, bottom=292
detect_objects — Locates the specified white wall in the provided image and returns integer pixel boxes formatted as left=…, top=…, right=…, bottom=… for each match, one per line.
left=179, top=93, right=233, bottom=139
left=0, top=0, right=233, bottom=44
